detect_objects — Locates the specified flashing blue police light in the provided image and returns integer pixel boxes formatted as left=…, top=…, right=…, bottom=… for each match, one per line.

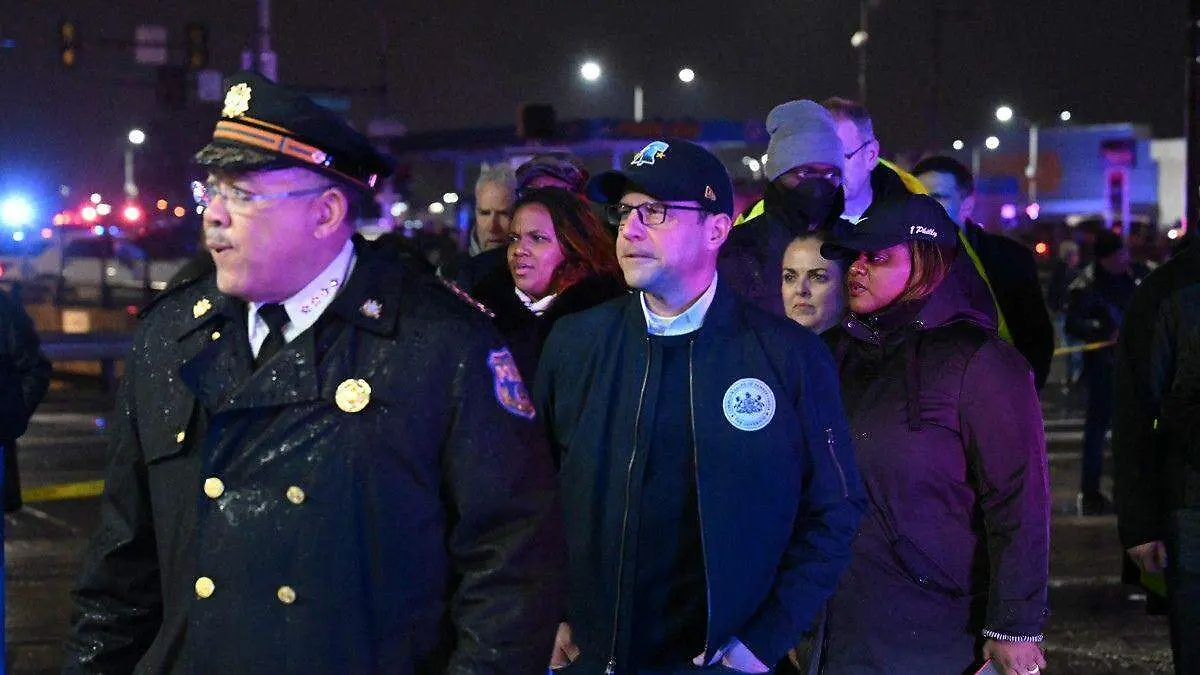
left=0, top=195, right=34, bottom=229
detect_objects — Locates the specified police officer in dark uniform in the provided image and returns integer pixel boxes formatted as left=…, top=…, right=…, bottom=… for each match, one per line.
left=64, top=71, right=565, bottom=674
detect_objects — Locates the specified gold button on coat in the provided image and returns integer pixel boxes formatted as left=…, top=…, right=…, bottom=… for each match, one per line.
left=175, top=430, right=186, bottom=443
left=195, top=576, right=215, bottom=598
left=203, top=477, right=225, bottom=499
left=335, top=379, right=371, bottom=413
left=285, top=486, right=305, bottom=505
left=210, top=331, right=221, bottom=341
left=277, top=585, right=297, bottom=604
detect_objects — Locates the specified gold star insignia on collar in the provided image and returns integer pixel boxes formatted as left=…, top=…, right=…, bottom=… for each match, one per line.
left=359, top=299, right=382, bottom=319
left=193, top=297, right=213, bottom=319
left=222, top=83, right=252, bottom=118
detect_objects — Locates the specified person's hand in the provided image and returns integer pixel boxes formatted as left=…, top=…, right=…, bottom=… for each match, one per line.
left=549, top=622, right=580, bottom=670
left=692, top=639, right=769, bottom=673
left=720, top=640, right=769, bottom=673
left=1127, top=541, right=1169, bottom=574
left=983, top=639, right=1046, bottom=675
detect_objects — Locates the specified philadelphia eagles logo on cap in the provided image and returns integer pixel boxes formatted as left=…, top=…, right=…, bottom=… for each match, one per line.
left=631, top=141, right=670, bottom=167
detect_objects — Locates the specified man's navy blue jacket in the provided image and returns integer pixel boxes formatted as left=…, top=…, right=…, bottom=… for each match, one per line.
left=535, top=281, right=865, bottom=671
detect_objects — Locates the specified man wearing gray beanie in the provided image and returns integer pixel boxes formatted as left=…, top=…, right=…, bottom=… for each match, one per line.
left=718, top=99, right=848, bottom=318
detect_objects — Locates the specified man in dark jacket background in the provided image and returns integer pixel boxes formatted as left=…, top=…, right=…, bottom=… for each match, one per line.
left=1112, top=241, right=1200, bottom=674
left=539, top=138, right=864, bottom=674
left=0, top=288, right=51, bottom=512
left=914, top=155, right=1055, bottom=391
left=64, top=72, right=564, bottom=674
left=1067, top=230, right=1150, bottom=515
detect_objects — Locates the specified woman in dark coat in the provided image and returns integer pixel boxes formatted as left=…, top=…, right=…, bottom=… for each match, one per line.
left=816, top=195, right=1050, bottom=675
left=472, top=187, right=625, bottom=378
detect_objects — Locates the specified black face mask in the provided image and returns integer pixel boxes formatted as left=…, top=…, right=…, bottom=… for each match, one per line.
left=766, top=179, right=845, bottom=229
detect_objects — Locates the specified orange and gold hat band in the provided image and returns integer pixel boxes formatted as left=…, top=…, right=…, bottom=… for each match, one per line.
left=213, top=119, right=377, bottom=190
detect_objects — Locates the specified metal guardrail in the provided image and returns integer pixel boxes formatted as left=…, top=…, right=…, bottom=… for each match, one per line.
left=40, top=332, right=133, bottom=361
left=41, top=332, right=133, bottom=393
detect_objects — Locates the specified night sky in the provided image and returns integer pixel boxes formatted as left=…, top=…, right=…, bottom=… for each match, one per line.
left=0, top=0, right=1189, bottom=203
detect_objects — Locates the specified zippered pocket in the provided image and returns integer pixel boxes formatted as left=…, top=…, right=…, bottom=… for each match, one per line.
left=825, top=427, right=849, bottom=499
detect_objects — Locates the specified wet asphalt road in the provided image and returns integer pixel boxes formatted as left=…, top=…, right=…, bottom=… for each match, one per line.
left=1, top=376, right=1176, bottom=674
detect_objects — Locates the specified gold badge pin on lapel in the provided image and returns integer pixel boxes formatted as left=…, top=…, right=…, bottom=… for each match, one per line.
left=359, top=299, right=382, bottom=319
left=193, top=297, right=213, bottom=319
left=335, top=379, right=372, bottom=413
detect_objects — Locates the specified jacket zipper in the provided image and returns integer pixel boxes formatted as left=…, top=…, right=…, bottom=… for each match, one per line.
left=825, top=427, right=849, bottom=498
left=606, top=336, right=653, bottom=675
left=687, top=341, right=715, bottom=664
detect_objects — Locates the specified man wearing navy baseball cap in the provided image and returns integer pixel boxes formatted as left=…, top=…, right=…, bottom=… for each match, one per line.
left=537, top=139, right=864, bottom=673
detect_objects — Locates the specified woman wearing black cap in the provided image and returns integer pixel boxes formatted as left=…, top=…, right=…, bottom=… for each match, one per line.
left=471, top=187, right=625, bottom=380
left=814, top=194, right=1050, bottom=675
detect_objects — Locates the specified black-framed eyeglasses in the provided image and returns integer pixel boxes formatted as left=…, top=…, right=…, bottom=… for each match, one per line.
left=844, top=138, right=875, bottom=160
left=606, top=201, right=711, bottom=228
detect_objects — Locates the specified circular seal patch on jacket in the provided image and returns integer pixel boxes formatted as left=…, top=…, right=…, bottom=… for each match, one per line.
left=722, top=378, right=776, bottom=431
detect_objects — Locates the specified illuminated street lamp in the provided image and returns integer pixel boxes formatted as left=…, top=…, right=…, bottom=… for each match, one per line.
left=984, top=135, right=1001, bottom=150
left=580, top=61, right=696, bottom=123
left=1059, top=110, right=1072, bottom=122
left=994, top=105, right=1040, bottom=203
left=125, top=128, right=146, bottom=198
left=952, top=139, right=965, bottom=151
left=579, top=61, right=602, bottom=82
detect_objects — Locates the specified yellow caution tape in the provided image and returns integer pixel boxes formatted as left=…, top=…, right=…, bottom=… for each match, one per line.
left=1053, top=341, right=1116, bottom=357
left=21, top=479, right=105, bottom=503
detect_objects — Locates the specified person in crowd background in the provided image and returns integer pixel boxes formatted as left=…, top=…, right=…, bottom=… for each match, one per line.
left=914, top=155, right=1055, bottom=391
left=1049, top=240, right=1084, bottom=389
left=538, top=138, right=863, bottom=674
left=1066, top=229, right=1151, bottom=515
left=720, top=100, right=847, bottom=317
left=0, top=287, right=51, bottom=513
left=1111, top=240, right=1200, bottom=675
left=780, top=231, right=848, bottom=335
left=822, top=97, right=926, bottom=224
left=439, top=165, right=517, bottom=289
left=470, top=187, right=625, bottom=380
left=818, top=194, right=1049, bottom=674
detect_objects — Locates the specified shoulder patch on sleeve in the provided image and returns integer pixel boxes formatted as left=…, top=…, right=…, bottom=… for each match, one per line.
left=487, top=348, right=535, bottom=419
left=439, top=277, right=496, bottom=318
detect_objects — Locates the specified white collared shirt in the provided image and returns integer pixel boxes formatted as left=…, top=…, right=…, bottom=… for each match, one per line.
left=248, top=239, right=356, bottom=358
left=640, top=273, right=718, bottom=337
left=514, top=287, right=558, bottom=317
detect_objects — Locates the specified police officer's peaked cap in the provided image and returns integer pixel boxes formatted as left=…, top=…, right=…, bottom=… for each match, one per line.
left=194, top=71, right=395, bottom=194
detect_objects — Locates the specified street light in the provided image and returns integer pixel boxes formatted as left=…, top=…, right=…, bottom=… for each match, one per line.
left=952, top=139, right=965, bottom=151
left=984, top=135, right=1001, bottom=150
left=994, top=105, right=1040, bottom=203
left=579, top=62, right=696, bottom=123
left=580, top=61, right=602, bottom=82
left=1059, top=110, right=1072, bottom=122
left=124, top=128, right=146, bottom=198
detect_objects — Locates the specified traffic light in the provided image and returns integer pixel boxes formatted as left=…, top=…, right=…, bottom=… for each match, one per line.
left=59, top=20, right=79, bottom=67
left=185, top=22, right=208, bottom=70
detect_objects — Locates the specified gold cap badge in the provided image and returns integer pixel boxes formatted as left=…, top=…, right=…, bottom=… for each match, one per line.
left=335, top=379, right=372, bottom=413
left=222, top=83, right=252, bottom=118
left=193, top=297, right=213, bottom=319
